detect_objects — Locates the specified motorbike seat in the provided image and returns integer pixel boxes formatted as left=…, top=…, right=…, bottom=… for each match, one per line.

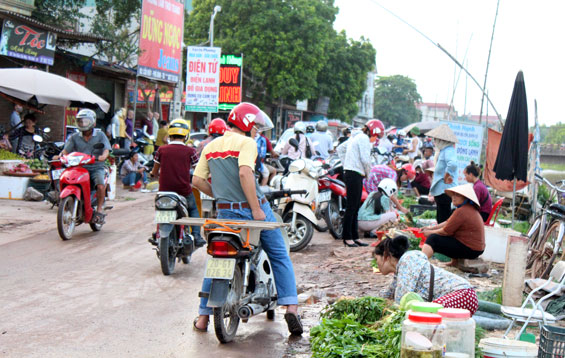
left=111, top=148, right=130, bottom=156
left=327, top=177, right=345, bottom=186
left=549, top=203, right=565, bottom=218
left=157, top=191, right=188, bottom=208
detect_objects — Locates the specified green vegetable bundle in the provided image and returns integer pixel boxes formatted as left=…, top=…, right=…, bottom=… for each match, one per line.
left=321, top=297, right=389, bottom=324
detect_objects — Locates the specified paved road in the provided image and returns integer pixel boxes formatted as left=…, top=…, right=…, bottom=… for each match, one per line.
left=0, top=194, right=292, bottom=357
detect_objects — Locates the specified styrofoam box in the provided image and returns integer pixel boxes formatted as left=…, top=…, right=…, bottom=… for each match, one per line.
left=0, top=175, right=31, bottom=200
left=480, top=226, right=520, bottom=263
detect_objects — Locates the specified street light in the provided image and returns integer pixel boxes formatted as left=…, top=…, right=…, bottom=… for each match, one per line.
left=207, top=5, right=221, bottom=127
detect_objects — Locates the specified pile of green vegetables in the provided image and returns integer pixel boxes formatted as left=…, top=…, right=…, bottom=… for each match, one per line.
left=415, top=210, right=436, bottom=220
left=0, top=149, right=24, bottom=160
left=310, top=296, right=485, bottom=358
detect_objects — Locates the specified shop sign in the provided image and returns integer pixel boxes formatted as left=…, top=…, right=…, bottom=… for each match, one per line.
left=218, top=53, right=243, bottom=112
left=138, top=0, right=184, bottom=82
left=286, top=110, right=302, bottom=129
left=64, top=71, right=87, bottom=127
left=185, top=46, right=221, bottom=113
left=0, top=19, right=57, bottom=65
left=135, top=88, right=186, bottom=103
left=441, top=121, right=484, bottom=183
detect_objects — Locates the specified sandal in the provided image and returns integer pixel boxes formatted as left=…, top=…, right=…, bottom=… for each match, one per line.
left=193, top=317, right=208, bottom=332
left=284, top=312, right=304, bottom=336
left=91, top=212, right=106, bottom=225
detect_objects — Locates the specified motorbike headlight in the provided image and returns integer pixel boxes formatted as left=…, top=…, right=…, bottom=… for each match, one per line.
left=66, top=155, right=83, bottom=167
left=155, top=196, right=177, bottom=209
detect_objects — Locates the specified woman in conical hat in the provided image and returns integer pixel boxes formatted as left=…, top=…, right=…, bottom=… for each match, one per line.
left=427, top=124, right=458, bottom=224
left=421, top=183, right=485, bottom=267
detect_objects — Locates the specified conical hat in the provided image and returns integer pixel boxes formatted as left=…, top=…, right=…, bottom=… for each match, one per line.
left=426, top=124, right=458, bottom=143
left=445, top=183, right=480, bottom=207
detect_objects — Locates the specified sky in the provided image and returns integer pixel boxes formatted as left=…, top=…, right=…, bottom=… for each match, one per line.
left=334, top=0, right=565, bottom=127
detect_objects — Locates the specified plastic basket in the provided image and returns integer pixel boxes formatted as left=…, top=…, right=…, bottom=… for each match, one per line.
left=409, top=204, right=436, bottom=216
left=28, top=179, right=51, bottom=198
left=539, top=324, right=565, bottom=358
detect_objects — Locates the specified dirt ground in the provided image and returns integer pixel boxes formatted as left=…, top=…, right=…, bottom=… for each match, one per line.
left=0, top=186, right=509, bottom=358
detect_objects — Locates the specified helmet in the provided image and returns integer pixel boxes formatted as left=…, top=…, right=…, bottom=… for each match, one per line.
left=228, top=102, right=273, bottom=132
left=413, top=159, right=423, bottom=170
left=401, top=163, right=416, bottom=180
left=76, top=109, right=96, bottom=132
left=168, top=118, right=190, bottom=138
left=366, top=119, right=385, bottom=137
left=293, top=121, right=306, bottom=134
left=378, top=178, right=398, bottom=197
left=397, top=129, right=407, bottom=137
left=316, top=120, right=328, bottom=132
left=208, top=118, right=227, bottom=135
left=343, top=127, right=352, bottom=136
left=306, top=125, right=315, bottom=134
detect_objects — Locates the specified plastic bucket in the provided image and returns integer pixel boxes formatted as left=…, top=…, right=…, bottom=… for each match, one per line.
left=479, top=338, right=538, bottom=358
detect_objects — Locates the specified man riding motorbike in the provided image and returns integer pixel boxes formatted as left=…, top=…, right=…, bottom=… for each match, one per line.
left=55, top=109, right=111, bottom=224
left=195, top=117, right=227, bottom=157
left=150, top=118, right=205, bottom=247
left=192, top=102, right=303, bottom=336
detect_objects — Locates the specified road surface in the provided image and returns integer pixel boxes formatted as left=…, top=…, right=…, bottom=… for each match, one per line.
left=0, top=192, right=294, bottom=357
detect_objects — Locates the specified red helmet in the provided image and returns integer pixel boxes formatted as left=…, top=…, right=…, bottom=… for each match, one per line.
left=401, top=163, right=416, bottom=180
left=366, top=119, right=385, bottom=137
left=227, top=102, right=273, bottom=133
left=208, top=118, right=227, bottom=135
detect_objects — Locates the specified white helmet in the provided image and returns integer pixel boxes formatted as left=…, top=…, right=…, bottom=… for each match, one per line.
left=378, top=178, right=398, bottom=197
left=397, top=129, right=406, bottom=137
left=316, top=120, right=328, bottom=132
left=413, top=159, right=423, bottom=170
left=293, top=121, right=306, bottom=134
left=76, top=109, right=97, bottom=132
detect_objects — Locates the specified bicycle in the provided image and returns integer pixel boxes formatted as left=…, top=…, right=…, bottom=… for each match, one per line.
left=526, top=173, right=565, bottom=279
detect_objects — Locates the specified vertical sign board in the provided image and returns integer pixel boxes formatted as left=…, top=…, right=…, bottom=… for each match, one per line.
left=441, top=121, right=484, bottom=183
left=138, top=0, right=184, bottom=82
left=185, top=46, right=221, bottom=113
left=0, top=19, right=57, bottom=65
left=64, top=72, right=87, bottom=127
left=218, top=53, right=243, bottom=112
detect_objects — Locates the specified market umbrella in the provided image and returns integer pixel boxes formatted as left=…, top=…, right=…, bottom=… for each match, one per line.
left=493, top=70, right=529, bottom=227
left=0, top=68, right=110, bottom=113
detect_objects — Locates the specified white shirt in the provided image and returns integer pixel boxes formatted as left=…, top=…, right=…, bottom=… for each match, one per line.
left=336, top=132, right=372, bottom=177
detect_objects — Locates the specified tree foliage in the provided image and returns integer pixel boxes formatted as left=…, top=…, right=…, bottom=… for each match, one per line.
left=185, top=0, right=375, bottom=118
left=33, top=0, right=86, bottom=29
left=373, top=75, right=422, bottom=127
left=317, top=31, right=375, bottom=120
left=543, top=123, right=565, bottom=145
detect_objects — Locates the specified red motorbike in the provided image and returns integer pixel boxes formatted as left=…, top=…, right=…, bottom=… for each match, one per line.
left=319, top=162, right=369, bottom=240
left=56, top=148, right=109, bottom=240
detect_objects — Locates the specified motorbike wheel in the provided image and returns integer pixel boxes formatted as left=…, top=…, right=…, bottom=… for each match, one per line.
left=159, top=227, right=178, bottom=275
left=89, top=219, right=104, bottom=232
left=283, top=212, right=314, bottom=252
left=325, top=198, right=344, bottom=240
left=57, top=196, right=76, bottom=241
left=214, top=266, right=242, bottom=343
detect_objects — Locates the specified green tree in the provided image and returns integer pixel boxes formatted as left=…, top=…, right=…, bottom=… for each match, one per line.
left=33, top=0, right=86, bottom=29
left=316, top=31, right=375, bottom=120
left=544, top=123, right=565, bottom=144
left=185, top=0, right=337, bottom=106
left=374, top=75, right=421, bottom=127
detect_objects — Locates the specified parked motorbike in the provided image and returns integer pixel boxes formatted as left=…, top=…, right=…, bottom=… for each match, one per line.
left=195, top=217, right=289, bottom=343
left=152, top=191, right=195, bottom=275
left=56, top=143, right=109, bottom=240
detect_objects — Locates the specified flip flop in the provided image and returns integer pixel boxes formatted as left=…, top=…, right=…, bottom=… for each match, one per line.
left=193, top=317, right=208, bottom=332
left=91, top=212, right=106, bottom=225
left=284, top=312, right=304, bottom=335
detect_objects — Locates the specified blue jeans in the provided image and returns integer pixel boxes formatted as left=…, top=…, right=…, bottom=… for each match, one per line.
left=121, top=171, right=147, bottom=186
left=184, top=193, right=201, bottom=239
left=198, top=200, right=298, bottom=315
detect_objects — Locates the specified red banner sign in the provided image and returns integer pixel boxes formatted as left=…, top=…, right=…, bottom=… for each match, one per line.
left=138, top=0, right=184, bottom=83
left=64, top=71, right=87, bottom=127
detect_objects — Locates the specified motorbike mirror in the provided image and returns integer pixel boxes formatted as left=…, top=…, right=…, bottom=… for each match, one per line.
left=93, top=143, right=105, bottom=149
left=288, top=137, right=299, bottom=150
left=43, top=127, right=51, bottom=133
left=322, top=163, right=331, bottom=169
left=33, top=134, right=43, bottom=143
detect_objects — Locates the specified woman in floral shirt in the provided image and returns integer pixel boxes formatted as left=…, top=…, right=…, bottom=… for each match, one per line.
left=373, top=235, right=478, bottom=314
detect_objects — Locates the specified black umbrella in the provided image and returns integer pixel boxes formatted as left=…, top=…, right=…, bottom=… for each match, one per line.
left=493, top=71, right=528, bottom=227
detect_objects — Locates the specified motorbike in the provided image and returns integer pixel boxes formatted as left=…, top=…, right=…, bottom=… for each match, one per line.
left=177, top=214, right=289, bottom=343
left=152, top=191, right=195, bottom=275
left=56, top=143, right=109, bottom=240
left=321, top=161, right=369, bottom=240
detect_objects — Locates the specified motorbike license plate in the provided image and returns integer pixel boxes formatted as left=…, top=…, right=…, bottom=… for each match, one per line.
left=154, top=210, right=177, bottom=224
left=204, top=258, right=236, bottom=279
left=50, top=168, right=65, bottom=180
left=317, top=190, right=331, bottom=203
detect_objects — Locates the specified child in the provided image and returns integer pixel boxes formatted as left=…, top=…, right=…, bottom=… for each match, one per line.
left=358, top=178, right=399, bottom=236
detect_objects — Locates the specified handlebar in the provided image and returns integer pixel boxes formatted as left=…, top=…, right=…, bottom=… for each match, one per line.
left=264, top=189, right=308, bottom=200
left=536, top=173, right=565, bottom=194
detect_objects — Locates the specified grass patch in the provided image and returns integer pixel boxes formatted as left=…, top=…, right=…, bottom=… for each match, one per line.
left=541, top=163, right=565, bottom=171
left=123, top=197, right=137, bottom=201
left=477, top=287, right=502, bottom=304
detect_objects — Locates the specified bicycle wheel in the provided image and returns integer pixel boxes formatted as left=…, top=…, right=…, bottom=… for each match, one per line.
left=531, top=220, right=564, bottom=279
left=526, top=215, right=544, bottom=269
